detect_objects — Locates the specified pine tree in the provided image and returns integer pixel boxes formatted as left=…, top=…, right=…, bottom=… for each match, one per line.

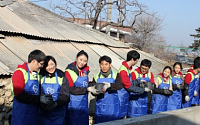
left=190, top=27, right=200, bottom=50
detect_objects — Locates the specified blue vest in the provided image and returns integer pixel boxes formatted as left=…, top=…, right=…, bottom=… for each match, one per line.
left=167, top=75, right=183, bottom=111
left=11, top=64, right=39, bottom=125
left=191, top=74, right=199, bottom=105
left=65, top=70, right=89, bottom=125
left=182, top=73, right=197, bottom=108
left=150, top=78, right=170, bottom=114
left=40, top=71, right=66, bottom=125
left=95, top=71, right=120, bottom=124
left=128, top=73, right=150, bottom=117
left=117, top=72, right=131, bottom=118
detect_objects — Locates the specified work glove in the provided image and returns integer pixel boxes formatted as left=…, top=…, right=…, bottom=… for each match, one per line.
left=194, top=91, right=198, bottom=97
left=40, top=95, right=53, bottom=105
left=146, top=82, right=154, bottom=90
left=177, top=84, right=184, bottom=89
left=139, top=82, right=146, bottom=88
left=132, top=79, right=142, bottom=86
left=139, top=82, right=154, bottom=90
left=102, top=82, right=111, bottom=92
left=41, top=102, right=57, bottom=111
left=176, top=84, right=181, bottom=89
left=88, top=86, right=101, bottom=95
left=163, top=89, right=173, bottom=95
left=185, top=95, right=190, bottom=102
left=144, top=87, right=151, bottom=92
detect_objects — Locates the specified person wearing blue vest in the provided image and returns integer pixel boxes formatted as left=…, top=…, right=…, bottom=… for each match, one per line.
left=39, top=56, right=70, bottom=125
left=11, top=50, right=46, bottom=125
left=65, top=50, right=99, bottom=125
left=128, top=59, right=154, bottom=117
left=167, top=62, right=184, bottom=111
left=118, top=50, right=149, bottom=119
left=182, top=57, right=200, bottom=108
left=150, top=66, right=173, bottom=114
left=91, top=55, right=123, bottom=124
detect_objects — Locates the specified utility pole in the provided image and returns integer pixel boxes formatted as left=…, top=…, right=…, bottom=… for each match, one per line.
left=106, top=0, right=112, bottom=36
left=117, top=0, right=122, bottom=39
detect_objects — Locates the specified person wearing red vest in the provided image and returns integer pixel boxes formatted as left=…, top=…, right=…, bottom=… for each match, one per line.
left=128, top=59, right=154, bottom=117
left=65, top=50, right=99, bottom=125
left=118, top=50, right=149, bottom=119
left=11, top=50, right=46, bottom=125
left=150, top=66, right=173, bottom=114
left=182, top=57, right=200, bottom=108
left=167, top=62, right=184, bottom=111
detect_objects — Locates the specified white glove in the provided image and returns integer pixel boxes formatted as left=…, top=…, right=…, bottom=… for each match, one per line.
left=194, top=91, right=198, bottom=97
left=144, top=87, right=151, bottom=92
left=185, top=96, right=190, bottom=102
left=177, top=84, right=181, bottom=89
left=87, top=86, right=100, bottom=95
left=102, top=82, right=111, bottom=92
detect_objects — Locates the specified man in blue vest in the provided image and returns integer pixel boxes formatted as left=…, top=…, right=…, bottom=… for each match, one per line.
left=91, top=55, right=123, bottom=124
left=182, top=57, right=200, bottom=108
left=118, top=50, right=150, bottom=119
left=128, top=59, right=154, bottom=117
left=11, top=50, right=46, bottom=125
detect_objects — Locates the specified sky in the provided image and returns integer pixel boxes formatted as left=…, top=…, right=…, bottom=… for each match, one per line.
left=30, top=0, right=200, bottom=47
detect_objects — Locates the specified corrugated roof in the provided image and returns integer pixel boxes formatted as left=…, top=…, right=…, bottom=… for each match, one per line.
left=2, top=36, right=38, bottom=62
left=5, top=1, right=127, bottom=47
left=0, top=61, right=12, bottom=75
left=0, top=7, right=44, bottom=36
left=0, top=40, right=24, bottom=71
left=0, top=33, right=5, bottom=38
left=28, top=39, right=72, bottom=71
left=0, top=0, right=168, bottom=77
left=0, top=0, right=16, bottom=7
left=88, top=45, right=124, bottom=70
left=0, top=16, right=15, bottom=31
left=109, top=47, right=127, bottom=60
left=6, top=2, right=70, bottom=39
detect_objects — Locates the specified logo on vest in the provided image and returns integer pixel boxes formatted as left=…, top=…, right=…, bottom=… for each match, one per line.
left=33, top=85, right=38, bottom=93
left=46, top=87, right=55, bottom=95
left=163, top=86, right=169, bottom=89
left=195, top=81, right=198, bottom=85
left=176, top=80, right=180, bottom=84
left=82, top=81, right=88, bottom=87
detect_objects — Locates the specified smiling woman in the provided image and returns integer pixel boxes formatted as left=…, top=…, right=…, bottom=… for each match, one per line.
left=39, top=56, right=70, bottom=125
left=150, top=66, right=173, bottom=114
left=65, top=50, right=91, bottom=125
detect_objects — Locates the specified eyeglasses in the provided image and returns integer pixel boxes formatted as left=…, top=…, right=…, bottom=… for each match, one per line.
left=38, top=62, right=44, bottom=66
left=141, top=66, right=149, bottom=71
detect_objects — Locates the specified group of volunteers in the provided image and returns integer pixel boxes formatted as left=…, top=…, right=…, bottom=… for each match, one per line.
left=10, top=49, right=200, bottom=125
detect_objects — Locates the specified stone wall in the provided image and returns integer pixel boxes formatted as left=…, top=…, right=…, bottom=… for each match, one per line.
left=0, top=78, right=12, bottom=125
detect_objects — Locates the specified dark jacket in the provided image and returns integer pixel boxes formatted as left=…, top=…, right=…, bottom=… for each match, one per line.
left=65, top=62, right=89, bottom=95
left=41, top=69, right=70, bottom=107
